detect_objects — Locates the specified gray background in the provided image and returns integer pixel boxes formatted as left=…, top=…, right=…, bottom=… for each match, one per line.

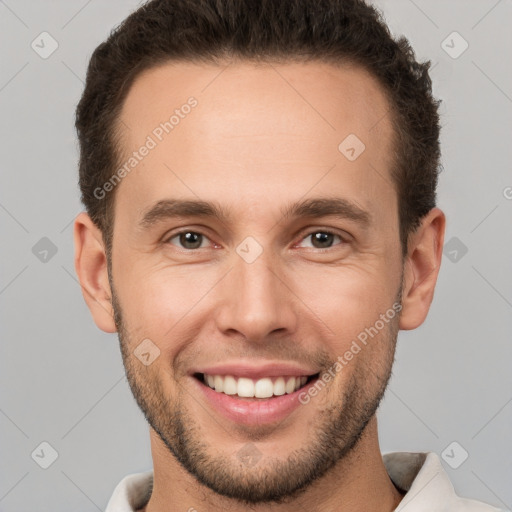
left=1, top=0, right=511, bottom=510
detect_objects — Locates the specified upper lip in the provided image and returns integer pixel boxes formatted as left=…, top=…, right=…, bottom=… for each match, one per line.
left=191, top=362, right=320, bottom=380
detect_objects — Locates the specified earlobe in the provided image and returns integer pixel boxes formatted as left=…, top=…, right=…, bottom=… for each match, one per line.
left=73, top=212, right=117, bottom=333
left=399, top=208, right=446, bottom=331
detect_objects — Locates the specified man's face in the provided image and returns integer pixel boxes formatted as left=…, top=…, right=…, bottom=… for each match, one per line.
left=110, top=60, right=403, bottom=502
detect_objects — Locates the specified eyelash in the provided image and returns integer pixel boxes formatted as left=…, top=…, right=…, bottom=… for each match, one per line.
left=164, top=228, right=348, bottom=251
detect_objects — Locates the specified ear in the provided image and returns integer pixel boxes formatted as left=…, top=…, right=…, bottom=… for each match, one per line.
left=73, top=212, right=117, bottom=333
left=399, top=207, right=446, bottom=330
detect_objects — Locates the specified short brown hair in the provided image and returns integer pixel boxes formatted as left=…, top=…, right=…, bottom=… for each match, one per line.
left=75, top=0, right=442, bottom=257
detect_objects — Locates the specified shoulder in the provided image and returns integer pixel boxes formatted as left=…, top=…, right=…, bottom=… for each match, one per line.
left=383, top=451, right=505, bottom=512
left=105, top=470, right=153, bottom=512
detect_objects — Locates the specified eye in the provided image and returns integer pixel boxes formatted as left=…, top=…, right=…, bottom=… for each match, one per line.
left=164, top=229, right=347, bottom=251
left=296, top=230, right=346, bottom=250
left=166, top=230, right=211, bottom=250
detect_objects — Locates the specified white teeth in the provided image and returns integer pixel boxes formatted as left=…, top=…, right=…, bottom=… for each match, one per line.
left=237, top=378, right=255, bottom=397
left=202, top=373, right=310, bottom=398
left=285, top=377, right=297, bottom=394
left=214, top=375, right=224, bottom=393
left=254, top=378, right=273, bottom=398
left=273, top=377, right=286, bottom=396
left=223, top=375, right=237, bottom=395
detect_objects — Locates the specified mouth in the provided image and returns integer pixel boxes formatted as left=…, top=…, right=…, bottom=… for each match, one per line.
left=189, top=363, right=322, bottom=425
left=193, top=372, right=320, bottom=401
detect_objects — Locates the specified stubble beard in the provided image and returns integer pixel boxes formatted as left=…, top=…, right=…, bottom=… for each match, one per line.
left=110, top=275, right=402, bottom=505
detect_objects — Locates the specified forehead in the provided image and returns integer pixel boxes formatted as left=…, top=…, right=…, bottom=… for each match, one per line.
left=114, top=59, right=396, bottom=227
left=119, top=59, right=393, bottom=144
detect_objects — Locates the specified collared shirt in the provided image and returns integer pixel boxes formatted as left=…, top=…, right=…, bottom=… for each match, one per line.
left=105, top=451, right=505, bottom=511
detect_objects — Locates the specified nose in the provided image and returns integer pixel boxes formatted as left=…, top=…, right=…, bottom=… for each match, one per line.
left=214, top=249, right=298, bottom=343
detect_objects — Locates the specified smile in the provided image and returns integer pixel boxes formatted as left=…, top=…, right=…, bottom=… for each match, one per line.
left=198, top=373, right=318, bottom=399
left=191, top=370, right=321, bottom=425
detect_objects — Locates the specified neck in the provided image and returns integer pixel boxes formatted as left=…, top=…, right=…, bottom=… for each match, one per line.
left=142, top=416, right=403, bottom=512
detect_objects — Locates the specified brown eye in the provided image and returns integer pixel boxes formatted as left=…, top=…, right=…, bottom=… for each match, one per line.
left=298, top=231, right=345, bottom=249
left=167, top=231, right=208, bottom=250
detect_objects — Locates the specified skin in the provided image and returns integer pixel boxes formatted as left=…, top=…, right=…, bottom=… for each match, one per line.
left=74, top=60, right=445, bottom=512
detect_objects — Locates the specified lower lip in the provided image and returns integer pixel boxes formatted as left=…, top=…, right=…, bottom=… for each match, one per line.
left=192, top=376, right=317, bottom=426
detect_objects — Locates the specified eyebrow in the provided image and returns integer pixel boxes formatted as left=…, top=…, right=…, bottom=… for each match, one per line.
left=139, top=199, right=233, bottom=229
left=280, top=197, right=371, bottom=227
left=138, top=197, right=371, bottom=230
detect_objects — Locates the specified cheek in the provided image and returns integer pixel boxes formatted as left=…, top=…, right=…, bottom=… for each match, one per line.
left=290, top=263, right=399, bottom=340
left=115, top=265, right=219, bottom=344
